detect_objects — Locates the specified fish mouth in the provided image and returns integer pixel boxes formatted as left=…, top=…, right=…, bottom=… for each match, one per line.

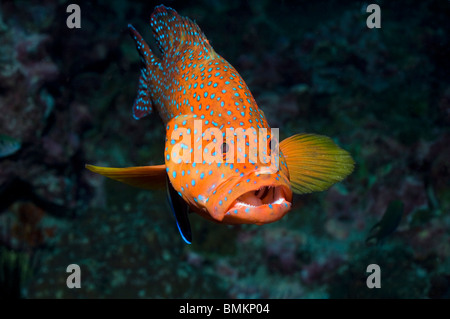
left=217, top=183, right=293, bottom=225
left=236, top=185, right=287, bottom=207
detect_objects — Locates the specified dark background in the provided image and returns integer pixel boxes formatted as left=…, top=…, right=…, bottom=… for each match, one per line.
left=0, top=0, right=449, bottom=298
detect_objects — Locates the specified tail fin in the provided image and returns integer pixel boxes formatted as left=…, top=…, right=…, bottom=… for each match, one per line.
left=128, top=24, right=160, bottom=120
left=150, top=5, right=214, bottom=56
left=128, top=5, right=215, bottom=120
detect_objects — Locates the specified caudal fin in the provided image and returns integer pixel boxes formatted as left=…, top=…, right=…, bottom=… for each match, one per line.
left=150, top=5, right=215, bottom=57
left=279, top=134, right=354, bottom=194
left=128, top=24, right=159, bottom=120
left=128, top=5, right=215, bottom=120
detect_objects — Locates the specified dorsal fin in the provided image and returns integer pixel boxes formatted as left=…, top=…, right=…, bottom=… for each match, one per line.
left=150, top=5, right=213, bottom=56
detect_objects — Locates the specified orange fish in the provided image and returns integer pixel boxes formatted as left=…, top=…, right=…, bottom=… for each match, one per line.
left=86, top=5, right=354, bottom=244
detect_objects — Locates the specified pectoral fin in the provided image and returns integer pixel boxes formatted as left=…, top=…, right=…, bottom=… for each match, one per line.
left=279, top=134, right=354, bottom=194
left=85, top=164, right=166, bottom=189
left=166, top=174, right=192, bottom=244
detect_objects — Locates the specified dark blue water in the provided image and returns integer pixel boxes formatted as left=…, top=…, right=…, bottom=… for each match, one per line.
left=0, top=0, right=448, bottom=299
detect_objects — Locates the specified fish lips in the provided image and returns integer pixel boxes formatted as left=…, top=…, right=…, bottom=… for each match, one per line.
left=209, top=173, right=293, bottom=225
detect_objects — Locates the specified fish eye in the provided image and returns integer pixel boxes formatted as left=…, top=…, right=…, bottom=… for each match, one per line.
left=268, top=137, right=278, bottom=155
left=221, top=142, right=229, bottom=155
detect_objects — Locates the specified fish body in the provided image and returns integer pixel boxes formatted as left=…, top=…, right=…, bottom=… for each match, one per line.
left=366, top=200, right=404, bottom=245
left=86, top=5, right=354, bottom=243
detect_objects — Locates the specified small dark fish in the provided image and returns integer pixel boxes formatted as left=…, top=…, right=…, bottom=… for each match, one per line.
left=366, top=200, right=404, bottom=245
left=0, top=134, right=21, bottom=158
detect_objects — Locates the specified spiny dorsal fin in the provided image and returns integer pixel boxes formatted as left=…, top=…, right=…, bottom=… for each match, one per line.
left=279, top=134, right=354, bottom=194
left=150, top=5, right=213, bottom=56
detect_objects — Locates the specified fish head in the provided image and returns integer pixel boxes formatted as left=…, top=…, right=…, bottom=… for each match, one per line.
left=165, top=114, right=293, bottom=225
left=209, top=161, right=293, bottom=225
